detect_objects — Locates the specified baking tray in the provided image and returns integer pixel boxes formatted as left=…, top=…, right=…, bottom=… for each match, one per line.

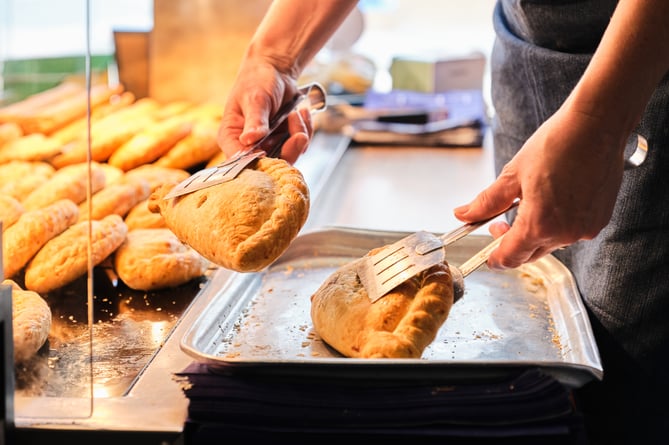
left=181, top=227, right=603, bottom=388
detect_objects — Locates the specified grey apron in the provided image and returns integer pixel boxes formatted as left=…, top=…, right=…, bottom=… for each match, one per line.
left=492, top=1, right=669, bottom=443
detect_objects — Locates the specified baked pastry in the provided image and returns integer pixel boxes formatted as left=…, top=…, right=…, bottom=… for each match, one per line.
left=310, top=251, right=456, bottom=358
left=0, top=195, right=25, bottom=230
left=2, top=199, right=79, bottom=278
left=50, top=98, right=159, bottom=168
left=22, top=161, right=106, bottom=210
left=0, top=161, right=55, bottom=201
left=98, top=163, right=125, bottom=186
left=124, top=199, right=166, bottom=230
left=155, top=118, right=221, bottom=170
left=50, top=91, right=136, bottom=145
left=0, top=160, right=55, bottom=187
left=24, top=214, right=128, bottom=293
left=114, top=228, right=209, bottom=291
left=0, top=82, right=122, bottom=135
left=0, top=122, right=23, bottom=147
left=0, top=133, right=63, bottom=163
left=123, top=164, right=190, bottom=192
left=148, top=156, right=310, bottom=272
left=0, top=82, right=83, bottom=130
left=107, top=114, right=193, bottom=171
left=77, top=177, right=151, bottom=222
left=2, top=280, right=51, bottom=363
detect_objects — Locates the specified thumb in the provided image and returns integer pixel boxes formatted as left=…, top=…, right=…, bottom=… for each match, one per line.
left=454, top=174, right=520, bottom=223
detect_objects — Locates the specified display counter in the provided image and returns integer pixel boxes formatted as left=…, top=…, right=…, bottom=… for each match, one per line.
left=8, top=130, right=498, bottom=443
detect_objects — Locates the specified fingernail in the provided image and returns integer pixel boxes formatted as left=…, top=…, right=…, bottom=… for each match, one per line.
left=454, top=205, right=469, bottom=215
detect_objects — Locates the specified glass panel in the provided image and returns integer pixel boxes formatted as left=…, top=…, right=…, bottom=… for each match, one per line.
left=1, top=0, right=164, bottom=421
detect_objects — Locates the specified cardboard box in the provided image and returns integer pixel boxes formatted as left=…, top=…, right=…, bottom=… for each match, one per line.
left=389, top=52, right=486, bottom=93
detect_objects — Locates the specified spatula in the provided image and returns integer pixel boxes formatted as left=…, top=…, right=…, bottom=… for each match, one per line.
left=449, top=234, right=505, bottom=303
left=163, top=82, right=327, bottom=199
left=357, top=201, right=519, bottom=303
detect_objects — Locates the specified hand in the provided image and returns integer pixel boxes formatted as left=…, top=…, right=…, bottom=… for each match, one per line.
left=454, top=106, right=628, bottom=269
left=217, top=59, right=314, bottom=164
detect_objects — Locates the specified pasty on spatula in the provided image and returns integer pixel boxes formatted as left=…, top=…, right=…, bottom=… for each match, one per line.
left=148, top=156, right=309, bottom=272
left=310, top=250, right=455, bottom=359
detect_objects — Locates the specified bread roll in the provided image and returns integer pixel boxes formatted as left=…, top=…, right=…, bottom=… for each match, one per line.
left=114, top=228, right=209, bottom=290
left=50, top=91, right=136, bottom=145
left=2, top=199, right=79, bottom=278
left=0, top=195, right=25, bottom=230
left=22, top=161, right=106, bottom=210
left=124, top=199, right=166, bottom=230
left=0, top=122, right=23, bottom=148
left=2, top=280, right=51, bottom=363
left=148, top=156, right=309, bottom=272
left=310, top=251, right=455, bottom=358
left=24, top=214, right=128, bottom=293
left=155, top=119, right=220, bottom=170
left=0, top=133, right=63, bottom=163
left=107, top=114, right=193, bottom=171
left=77, top=177, right=151, bottom=222
left=123, top=164, right=190, bottom=192
left=50, top=98, right=159, bottom=168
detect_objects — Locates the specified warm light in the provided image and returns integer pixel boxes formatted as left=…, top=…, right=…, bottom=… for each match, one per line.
left=93, top=385, right=111, bottom=398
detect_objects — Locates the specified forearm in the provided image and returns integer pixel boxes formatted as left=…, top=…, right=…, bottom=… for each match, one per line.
left=567, top=0, right=669, bottom=137
left=246, top=0, right=359, bottom=79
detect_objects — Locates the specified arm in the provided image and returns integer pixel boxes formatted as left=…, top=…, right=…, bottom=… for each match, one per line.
left=217, top=0, right=359, bottom=163
left=455, top=0, right=669, bottom=269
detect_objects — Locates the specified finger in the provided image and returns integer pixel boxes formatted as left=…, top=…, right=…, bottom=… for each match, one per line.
left=217, top=117, right=246, bottom=158
left=486, top=208, right=548, bottom=269
left=239, top=91, right=274, bottom=146
left=454, top=166, right=521, bottom=223
left=280, top=110, right=309, bottom=161
left=299, top=107, right=314, bottom=139
left=488, top=220, right=510, bottom=239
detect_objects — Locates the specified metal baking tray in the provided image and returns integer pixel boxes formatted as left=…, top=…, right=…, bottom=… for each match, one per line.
left=181, top=227, right=603, bottom=388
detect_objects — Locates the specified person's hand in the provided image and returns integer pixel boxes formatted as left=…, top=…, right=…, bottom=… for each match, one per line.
left=217, top=58, right=314, bottom=165
left=454, top=106, right=629, bottom=270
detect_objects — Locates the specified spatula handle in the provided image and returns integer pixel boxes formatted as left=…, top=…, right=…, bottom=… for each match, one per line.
left=458, top=235, right=504, bottom=278
left=438, top=200, right=519, bottom=247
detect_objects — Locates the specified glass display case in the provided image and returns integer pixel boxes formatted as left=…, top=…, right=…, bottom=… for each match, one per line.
left=0, top=1, right=350, bottom=443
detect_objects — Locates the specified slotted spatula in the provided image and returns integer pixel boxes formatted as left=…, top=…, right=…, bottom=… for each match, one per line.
left=163, top=82, right=327, bottom=199
left=357, top=201, right=519, bottom=303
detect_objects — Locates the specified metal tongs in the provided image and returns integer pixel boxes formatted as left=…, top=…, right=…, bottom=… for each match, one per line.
left=164, top=82, right=327, bottom=199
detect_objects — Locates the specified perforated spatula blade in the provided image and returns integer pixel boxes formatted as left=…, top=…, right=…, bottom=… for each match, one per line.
left=357, top=201, right=519, bottom=303
left=163, top=82, right=326, bottom=200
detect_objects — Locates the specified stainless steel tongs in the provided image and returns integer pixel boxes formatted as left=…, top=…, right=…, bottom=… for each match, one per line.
left=163, top=82, right=327, bottom=199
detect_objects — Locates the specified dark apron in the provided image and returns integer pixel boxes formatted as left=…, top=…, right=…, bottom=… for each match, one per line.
left=492, top=1, right=669, bottom=442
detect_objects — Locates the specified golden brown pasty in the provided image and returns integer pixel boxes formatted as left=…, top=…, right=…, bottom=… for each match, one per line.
left=124, top=199, right=166, bottom=230
left=148, top=156, right=310, bottom=272
left=114, top=228, right=209, bottom=291
left=2, top=199, right=79, bottom=279
left=22, top=161, right=106, bottom=210
left=77, top=177, right=151, bottom=222
left=2, top=279, right=51, bottom=363
left=310, top=251, right=455, bottom=359
left=0, top=195, right=24, bottom=230
left=24, top=214, right=128, bottom=293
